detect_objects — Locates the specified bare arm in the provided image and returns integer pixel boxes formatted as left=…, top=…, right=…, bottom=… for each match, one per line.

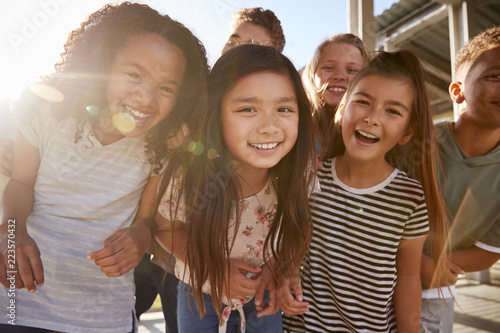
left=88, top=174, right=161, bottom=277
left=394, top=236, right=426, bottom=333
left=0, top=139, right=14, bottom=177
left=449, top=246, right=500, bottom=273
left=0, top=128, right=42, bottom=292
left=420, top=253, right=462, bottom=288
left=155, top=209, right=188, bottom=261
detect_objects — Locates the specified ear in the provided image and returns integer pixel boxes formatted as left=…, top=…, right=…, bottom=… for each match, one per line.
left=398, top=126, right=415, bottom=146
left=449, top=81, right=465, bottom=104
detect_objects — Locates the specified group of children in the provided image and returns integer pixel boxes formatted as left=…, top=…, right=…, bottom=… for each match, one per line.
left=0, top=2, right=498, bottom=333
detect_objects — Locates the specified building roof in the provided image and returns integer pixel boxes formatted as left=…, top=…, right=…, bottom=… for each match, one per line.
left=375, top=0, right=500, bottom=119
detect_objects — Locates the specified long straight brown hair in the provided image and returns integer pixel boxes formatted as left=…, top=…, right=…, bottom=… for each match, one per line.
left=327, top=50, right=449, bottom=289
left=174, top=45, right=316, bottom=320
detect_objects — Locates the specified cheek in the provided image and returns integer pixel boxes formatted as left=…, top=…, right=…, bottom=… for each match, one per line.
left=220, top=116, right=236, bottom=146
left=284, top=117, right=299, bottom=144
left=158, top=98, right=178, bottom=119
left=314, top=72, right=326, bottom=87
left=106, top=79, right=129, bottom=104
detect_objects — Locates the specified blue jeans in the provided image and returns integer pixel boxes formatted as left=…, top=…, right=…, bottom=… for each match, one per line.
left=420, top=297, right=454, bottom=333
left=177, top=282, right=282, bottom=333
left=134, top=254, right=179, bottom=333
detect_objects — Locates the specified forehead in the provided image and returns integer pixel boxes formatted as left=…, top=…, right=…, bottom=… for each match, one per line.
left=319, top=42, right=364, bottom=64
left=464, top=45, right=500, bottom=80
left=113, top=33, right=186, bottom=82
left=228, top=22, right=271, bottom=42
left=350, top=74, right=413, bottom=103
left=225, top=71, right=294, bottom=99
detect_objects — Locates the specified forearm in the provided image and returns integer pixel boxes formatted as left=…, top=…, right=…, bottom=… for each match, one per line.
left=156, top=226, right=187, bottom=262
left=450, top=247, right=500, bottom=272
left=394, top=275, right=422, bottom=333
left=1, top=178, right=34, bottom=232
left=420, top=254, right=434, bottom=288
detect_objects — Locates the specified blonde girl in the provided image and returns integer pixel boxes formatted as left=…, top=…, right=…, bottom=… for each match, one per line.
left=303, top=34, right=370, bottom=152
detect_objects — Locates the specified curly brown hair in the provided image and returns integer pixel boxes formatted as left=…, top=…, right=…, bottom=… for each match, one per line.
left=455, top=25, right=500, bottom=80
left=43, top=2, right=208, bottom=173
left=231, top=7, right=286, bottom=52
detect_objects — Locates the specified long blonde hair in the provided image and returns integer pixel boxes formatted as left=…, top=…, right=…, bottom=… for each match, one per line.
left=302, top=34, right=370, bottom=150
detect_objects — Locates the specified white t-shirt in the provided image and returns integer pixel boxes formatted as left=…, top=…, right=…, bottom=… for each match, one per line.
left=0, top=100, right=152, bottom=332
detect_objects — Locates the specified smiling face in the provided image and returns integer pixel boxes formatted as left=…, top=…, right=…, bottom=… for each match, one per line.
left=315, top=42, right=365, bottom=108
left=105, top=33, right=187, bottom=139
left=339, top=74, right=414, bottom=165
left=221, top=22, right=273, bottom=55
left=452, top=45, right=500, bottom=128
left=221, top=71, right=299, bottom=177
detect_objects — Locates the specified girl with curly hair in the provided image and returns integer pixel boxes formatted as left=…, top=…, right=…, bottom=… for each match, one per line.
left=0, top=2, right=208, bottom=332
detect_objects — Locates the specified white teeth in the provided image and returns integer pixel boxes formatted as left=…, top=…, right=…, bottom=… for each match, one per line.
left=251, top=142, right=279, bottom=149
left=328, top=87, right=346, bottom=93
left=357, top=130, right=378, bottom=139
left=125, top=105, right=150, bottom=119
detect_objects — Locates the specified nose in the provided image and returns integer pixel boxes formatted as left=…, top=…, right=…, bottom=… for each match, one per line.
left=364, top=108, right=382, bottom=126
left=328, top=68, right=346, bottom=82
left=257, top=111, right=279, bottom=134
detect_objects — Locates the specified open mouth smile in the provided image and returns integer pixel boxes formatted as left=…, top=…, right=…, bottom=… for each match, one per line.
left=355, top=130, right=380, bottom=143
left=123, top=105, right=152, bottom=125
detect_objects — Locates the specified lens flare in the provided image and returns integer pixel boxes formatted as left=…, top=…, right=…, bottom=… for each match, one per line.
left=86, top=105, right=100, bottom=116
left=29, top=83, right=64, bottom=102
left=207, top=148, right=217, bottom=159
left=112, top=112, right=136, bottom=133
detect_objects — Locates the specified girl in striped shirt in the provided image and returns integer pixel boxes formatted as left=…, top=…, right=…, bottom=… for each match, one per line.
left=281, top=50, right=448, bottom=333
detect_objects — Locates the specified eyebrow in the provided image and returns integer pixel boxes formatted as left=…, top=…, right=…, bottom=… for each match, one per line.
left=354, top=92, right=409, bottom=111
left=122, top=62, right=181, bottom=86
left=320, top=60, right=361, bottom=67
left=230, top=96, right=297, bottom=104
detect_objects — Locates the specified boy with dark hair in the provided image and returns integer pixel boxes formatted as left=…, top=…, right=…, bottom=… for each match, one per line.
left=420, top=25, right=500, bottom=333
left=221, top=7, right=285, bottom=54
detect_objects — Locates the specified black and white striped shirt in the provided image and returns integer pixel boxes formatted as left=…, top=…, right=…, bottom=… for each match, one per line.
left=283, top=158, right=429, bottom=333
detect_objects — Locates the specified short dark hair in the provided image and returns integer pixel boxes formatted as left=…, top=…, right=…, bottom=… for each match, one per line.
left=455, top=25, right=500, bottom=80
left=231, top=7, right=285, bottom=51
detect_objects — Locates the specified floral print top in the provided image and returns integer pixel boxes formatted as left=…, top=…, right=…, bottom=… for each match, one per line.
left=157, top=175, right=278, bottom=332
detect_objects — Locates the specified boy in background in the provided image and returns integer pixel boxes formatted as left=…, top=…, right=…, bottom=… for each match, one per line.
left=420, top=26, right=500, bottom=333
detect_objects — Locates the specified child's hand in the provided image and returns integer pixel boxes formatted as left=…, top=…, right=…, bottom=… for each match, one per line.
left=0, top=139, right=14, bottom=177
left=166, top=123, right=189, bottom=150
left=443, top=259, right=463, bottom=285
left=254, top=263, right=279, bottom=317
left=227, top=259, right=262, bottom=300
left=87, top=222, right=151, bottom=277
left=316, top=151, right=324, bottom=170
left=277, top=275, right=309, bottom=315
left=0, top=228, right=44, bottom=293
